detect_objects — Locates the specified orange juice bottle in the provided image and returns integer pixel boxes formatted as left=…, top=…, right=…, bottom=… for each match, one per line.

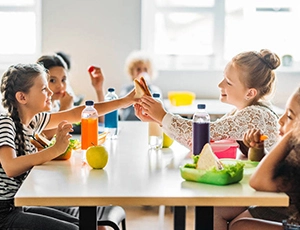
left=81, top=100, right=98, bottom=150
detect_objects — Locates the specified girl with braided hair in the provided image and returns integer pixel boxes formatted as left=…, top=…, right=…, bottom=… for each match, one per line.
left=0, top=63, right=136, bottom=230
left=135, top=49, right=281, bottom=157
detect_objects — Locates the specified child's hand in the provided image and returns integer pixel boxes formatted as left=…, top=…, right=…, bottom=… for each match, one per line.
left=134, top=103, right=157, bottom=123
left=88, top=66, right=104, bottom=92
left=137, top=95, right=166, bottom=124
left=59, top=91, right=74, bottom=110
left=52, top=121, right=73, bottom=155
left=122, top=88, right=139, bottom=108
left=243, top=129, right=265, bottom=149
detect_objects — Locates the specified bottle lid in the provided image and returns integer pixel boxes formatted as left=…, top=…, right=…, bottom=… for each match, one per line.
left=197, top=104, right=206, bottom=109
left=152, top=93, right=160, bottom=98
left=108, top=88, right=115, bottom=92
left=85, top=100, right=94, bottom=106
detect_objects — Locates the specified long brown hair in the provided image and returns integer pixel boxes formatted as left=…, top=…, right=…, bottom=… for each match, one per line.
left=1, top=63, right=47, bottom=155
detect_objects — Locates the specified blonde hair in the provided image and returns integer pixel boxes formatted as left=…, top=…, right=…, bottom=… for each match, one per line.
left=232, top=49, right=281, bottom=101
left=125, top=51, right=156, bottom=80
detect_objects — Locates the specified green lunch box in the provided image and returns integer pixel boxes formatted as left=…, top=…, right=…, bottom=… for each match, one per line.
left=180, top=160, right=245, bottom=186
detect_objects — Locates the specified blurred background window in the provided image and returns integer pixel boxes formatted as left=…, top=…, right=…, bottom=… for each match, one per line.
left=142, top=0, right=300, bottom=70
left=0, top=0, right=41, bottom=67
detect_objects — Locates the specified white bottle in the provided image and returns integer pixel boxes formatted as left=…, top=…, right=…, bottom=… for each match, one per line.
left=104, top=88, right=119, bottom=139
left=148, top=93, right=163, bottom=149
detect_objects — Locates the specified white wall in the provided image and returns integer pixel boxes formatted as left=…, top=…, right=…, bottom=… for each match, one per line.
left=41, top=0, right=298, bottom=109
left=42, top=0, right=141, bottom=101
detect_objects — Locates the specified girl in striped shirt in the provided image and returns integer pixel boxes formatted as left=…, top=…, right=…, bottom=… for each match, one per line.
left=0, top=63, right=135, bottom=230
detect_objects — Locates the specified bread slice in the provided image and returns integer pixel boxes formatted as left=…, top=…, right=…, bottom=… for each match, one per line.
left=134, top=79, right=147, bottom=98
left=139, top=76, right=152, bottom=96
left=30, top=133, right=51, bottom=150
left=196, top=143, right=223, bottom=170
left=134, top=76, right=152, bottom=98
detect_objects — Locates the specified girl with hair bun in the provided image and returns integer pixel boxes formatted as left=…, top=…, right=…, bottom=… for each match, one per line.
left=135, top=49, right=281, bottom=156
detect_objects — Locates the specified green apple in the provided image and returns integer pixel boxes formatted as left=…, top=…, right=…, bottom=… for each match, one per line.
left=162, top=133, right=174, bottom=148
left=86, top=145, right=108, bottom=169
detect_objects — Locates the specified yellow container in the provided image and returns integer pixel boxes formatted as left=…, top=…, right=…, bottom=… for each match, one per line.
left=168, top=91, right=196, bottom=106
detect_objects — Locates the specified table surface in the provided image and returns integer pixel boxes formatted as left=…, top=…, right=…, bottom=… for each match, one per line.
left=15, top=121, right=288, bottom=208
left=164, top=99, right=285, bottom=120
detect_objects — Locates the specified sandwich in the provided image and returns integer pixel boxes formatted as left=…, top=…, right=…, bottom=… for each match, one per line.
left=134, top=76, right=152, bottom=98
left=30, top=133, right=51, bottom=151
left=30, top=133, right=80, bottom=160
left=181, top=143, right=245, bottom=185
left=196, top=143, right=223, bottom=170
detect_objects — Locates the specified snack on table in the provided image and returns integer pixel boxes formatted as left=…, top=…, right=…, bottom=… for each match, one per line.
left=196, top=143, right=223, bottom=170
left=30, top=133, right=80, bottom=160
left=180, top=143, right=244, bottom=185
left=30, top=133, right=51, bottom=151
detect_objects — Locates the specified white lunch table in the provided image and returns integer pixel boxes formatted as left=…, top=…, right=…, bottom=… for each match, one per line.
left=15, top=121, right=288, bottom=230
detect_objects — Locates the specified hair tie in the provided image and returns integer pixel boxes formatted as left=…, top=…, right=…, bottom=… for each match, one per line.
left=253, top=52, right=275, bottom=70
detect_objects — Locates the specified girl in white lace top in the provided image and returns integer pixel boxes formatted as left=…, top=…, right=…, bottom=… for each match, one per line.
left=135, top=49, right=281, bottom=156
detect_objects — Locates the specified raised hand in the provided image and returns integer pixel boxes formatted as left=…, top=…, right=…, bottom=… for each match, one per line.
left=88, top=66, right=104, bottom=93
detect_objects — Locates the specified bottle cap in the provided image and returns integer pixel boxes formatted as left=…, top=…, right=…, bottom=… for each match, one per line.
left=85, top=100, right=94, bottom=106
left=197, top=104, right=206, bottom=109
left=152, top=93, right=160, bottom=98
left=108, top=88, right=115, bottom=92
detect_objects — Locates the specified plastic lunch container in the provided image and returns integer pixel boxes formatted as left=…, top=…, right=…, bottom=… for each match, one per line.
left=180, top=159, right=244, bottom=185
left=210, top=140, right=239, bottom=159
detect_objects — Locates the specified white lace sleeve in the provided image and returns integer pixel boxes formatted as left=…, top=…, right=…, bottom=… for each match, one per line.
left=162, top=105, right=279, bottom=151
left=161, top=113, right=193, bottom=149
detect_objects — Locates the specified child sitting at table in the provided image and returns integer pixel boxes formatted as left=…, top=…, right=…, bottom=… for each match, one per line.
left=37, top=54, right=106, bottom=139
left=135, top=49, right=281, bottom=156
left=0, top=63, right=136, bottom=230
left=119, top=50, right=162, bottom=120
left=214, top=86, right=300, bottom=230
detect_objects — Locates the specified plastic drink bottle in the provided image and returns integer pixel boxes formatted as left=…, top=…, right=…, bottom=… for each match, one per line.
left=148, top=93, right=163, bottom=149
left=192, top=104, right=210, bottom=155
left=104, top=88, right=118, bottom=139
left=81, top=100, right=98, bottom=150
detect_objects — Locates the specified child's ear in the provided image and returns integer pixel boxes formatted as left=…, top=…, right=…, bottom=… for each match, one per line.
left=15, top=92, right=27, bottom=104
left=245, top=88, right=257, bottom=100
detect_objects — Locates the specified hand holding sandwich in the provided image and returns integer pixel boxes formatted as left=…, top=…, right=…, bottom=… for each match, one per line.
left=31, top=121, right=73, bottom=161
left=133, top=77, right=167, bottom=125
left=52, top=121, right=73, bottom=155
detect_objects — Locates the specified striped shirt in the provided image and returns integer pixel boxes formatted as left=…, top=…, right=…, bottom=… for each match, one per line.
left=0, top=112, right=50, bottom=200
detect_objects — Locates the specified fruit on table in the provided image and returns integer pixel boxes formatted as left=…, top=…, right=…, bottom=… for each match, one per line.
left=86, top=145, right=108, bottom=169
left=162, top=133, right=174, bottom=148
left=53, top=139, right=80, bottom=160
left=55, top=149, right=73, bottom=160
